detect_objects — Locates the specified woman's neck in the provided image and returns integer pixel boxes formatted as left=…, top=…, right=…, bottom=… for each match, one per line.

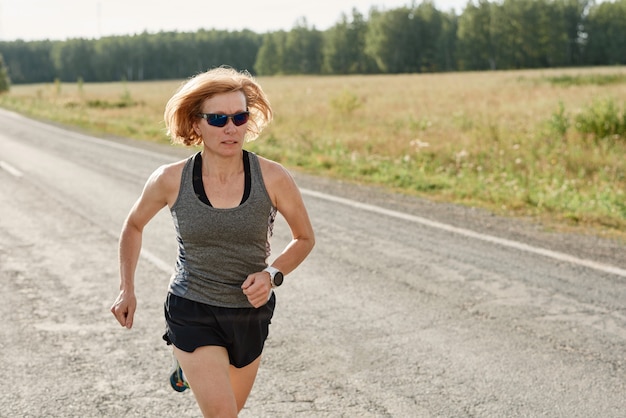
left=200, top=150, right=244, bottom=181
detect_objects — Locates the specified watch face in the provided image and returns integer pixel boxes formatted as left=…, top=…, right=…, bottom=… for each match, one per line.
left=274, top=272, right=284, bottom=287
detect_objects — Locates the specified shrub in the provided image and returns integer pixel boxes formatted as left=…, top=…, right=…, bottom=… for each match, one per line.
left=549, top=101, right=570, bottom=137
left=0, top=53, right=10, bottom=93
left=575, top=98, right=626, bottom=142
left=329, top=89, right=363, bottom=115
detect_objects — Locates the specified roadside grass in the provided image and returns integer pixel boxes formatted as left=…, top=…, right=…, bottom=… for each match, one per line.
left=1, top=68, right=625, bottom=240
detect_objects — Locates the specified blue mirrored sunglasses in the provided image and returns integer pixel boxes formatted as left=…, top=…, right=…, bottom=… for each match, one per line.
left=198, top=111, right=250, bottom=127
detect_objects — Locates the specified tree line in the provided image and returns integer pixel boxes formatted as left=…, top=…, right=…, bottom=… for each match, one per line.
left=0, top=0, right=625, bottom=86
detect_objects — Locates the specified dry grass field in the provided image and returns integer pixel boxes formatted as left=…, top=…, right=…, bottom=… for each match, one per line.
left=1, top=67, right=625, bottom=238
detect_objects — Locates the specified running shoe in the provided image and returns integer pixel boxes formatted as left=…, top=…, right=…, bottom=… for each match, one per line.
left=169, top=358, right=189, bottom=392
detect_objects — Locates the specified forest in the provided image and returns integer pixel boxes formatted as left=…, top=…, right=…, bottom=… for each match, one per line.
left=0, top=0, right=625, bottom=85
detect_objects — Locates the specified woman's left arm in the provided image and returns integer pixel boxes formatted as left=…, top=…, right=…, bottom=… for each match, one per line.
left=269, top=164, right=315, bottom=275
left=242, top=160, right=315, bottom=307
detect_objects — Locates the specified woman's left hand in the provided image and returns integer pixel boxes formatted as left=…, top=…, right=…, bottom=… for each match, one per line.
left=242, top=271, right=272, bottom=308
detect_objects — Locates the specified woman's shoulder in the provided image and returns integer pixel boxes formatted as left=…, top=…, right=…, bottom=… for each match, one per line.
left=255, top=154, right=289, bottom=177
left=255, top=154, right=301, bottom=208
left=153, top=158, right=188, bottom=178
left=255, top=154, right=292, bottom=183
left=147, top=157, right=189, bottom=190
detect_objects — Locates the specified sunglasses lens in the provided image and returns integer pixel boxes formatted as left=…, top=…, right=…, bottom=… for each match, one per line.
left=233, top=112, right=250, bottom=126
left=208, top=114, right=228, bottom=127
left=203, top=112, right=249, bottom=127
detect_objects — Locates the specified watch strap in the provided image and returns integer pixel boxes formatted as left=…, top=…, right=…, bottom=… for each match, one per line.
left=263, top=266, right=280, bottom=277
left=263, top=266, right=282, bottom=288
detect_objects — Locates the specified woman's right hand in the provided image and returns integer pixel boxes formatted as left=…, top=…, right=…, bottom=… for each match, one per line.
left=110, top=290, right=137, bottom=329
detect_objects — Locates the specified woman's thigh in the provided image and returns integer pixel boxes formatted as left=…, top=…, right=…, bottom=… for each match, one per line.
left=229, top=355, right=262, bottom=412
left=175, top=346, right=237, bottom=417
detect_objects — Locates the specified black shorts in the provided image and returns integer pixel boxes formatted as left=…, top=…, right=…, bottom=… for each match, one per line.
left=162, top=292, right=275, bottom=368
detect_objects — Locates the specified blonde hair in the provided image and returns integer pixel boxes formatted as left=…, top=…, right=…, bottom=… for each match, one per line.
left=164, top=67, right=273, bottom=146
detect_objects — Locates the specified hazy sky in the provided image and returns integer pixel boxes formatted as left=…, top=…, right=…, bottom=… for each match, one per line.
left=0, top=0, right=467, bottom=41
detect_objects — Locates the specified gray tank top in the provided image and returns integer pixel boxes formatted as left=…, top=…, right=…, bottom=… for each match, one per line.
left=168, top=151, right=276, bottom=308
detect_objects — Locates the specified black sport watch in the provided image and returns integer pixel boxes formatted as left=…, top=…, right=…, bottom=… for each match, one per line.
left=264, top=266, right=284, bottom=288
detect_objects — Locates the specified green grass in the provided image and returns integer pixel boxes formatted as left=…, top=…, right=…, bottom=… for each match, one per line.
left=1, top=68, right=625, bottom=240
left=543, top=73, right=626, bottom=87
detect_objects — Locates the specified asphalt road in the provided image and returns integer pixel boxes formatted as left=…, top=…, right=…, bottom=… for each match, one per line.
left=0, top=108, right=625, bottom=417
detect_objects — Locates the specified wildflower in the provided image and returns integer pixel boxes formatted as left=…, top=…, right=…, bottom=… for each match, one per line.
left=410, top=139, right=430, bottom=150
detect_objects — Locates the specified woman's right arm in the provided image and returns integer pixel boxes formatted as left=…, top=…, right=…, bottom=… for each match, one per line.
left=110, top=164, right=178, bottom=329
